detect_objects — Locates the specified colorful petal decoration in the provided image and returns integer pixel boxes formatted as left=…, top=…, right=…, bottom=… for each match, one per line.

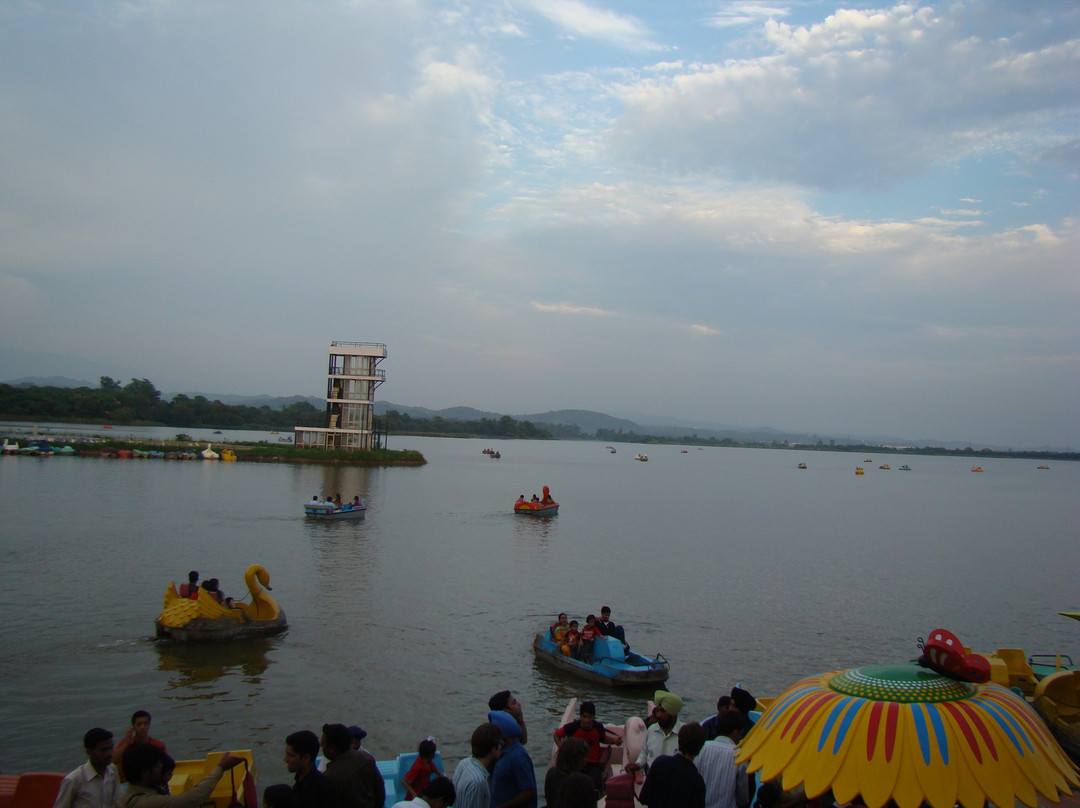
left=735, top=664, right=1080, bottom=808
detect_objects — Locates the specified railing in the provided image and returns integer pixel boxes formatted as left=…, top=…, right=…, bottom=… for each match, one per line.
left=330, top=341, right=388, bottom=352
left=328, top=368, right=386, bottom=380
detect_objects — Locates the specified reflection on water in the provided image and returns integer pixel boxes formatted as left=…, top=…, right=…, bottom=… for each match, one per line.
left=155, top=637, right=279, bottom=693
left=512, top=512, right=557, bottom=547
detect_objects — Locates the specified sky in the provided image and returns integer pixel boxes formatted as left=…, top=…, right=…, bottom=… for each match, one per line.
left=1, top=0, right=1078, bottom=449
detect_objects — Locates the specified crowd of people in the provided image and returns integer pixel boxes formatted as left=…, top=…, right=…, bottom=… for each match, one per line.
left=52, top=681, right=781, bottom=808
left=51, top=599, right=795, bottom=808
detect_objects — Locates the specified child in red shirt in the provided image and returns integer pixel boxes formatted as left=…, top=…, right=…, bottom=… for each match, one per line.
left=402, top=738, right=444, bottom=800
left=580, top=615, right=600, bottom=662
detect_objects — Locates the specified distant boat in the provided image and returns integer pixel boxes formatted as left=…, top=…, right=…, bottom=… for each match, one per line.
left=635, top=454, right=648, bottom=462
left=201, top=443, right=219, bottom=460
left=879, top=464, right=891, bottom=470
left=1037, top=465, right=1050, bottom=470
left=971, top=466, right=984, bottom=472
left=899, top=465, right=911, bottom=471
left=855, top=467, right=865, bottom=476
left=797, top=462, right=807, bottom=469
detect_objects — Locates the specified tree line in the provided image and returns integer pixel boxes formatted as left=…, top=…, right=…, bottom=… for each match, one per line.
left=0, top=378, right=323, bottom=430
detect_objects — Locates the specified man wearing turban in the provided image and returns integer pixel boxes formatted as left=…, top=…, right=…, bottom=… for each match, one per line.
left=626, top=690, right=685, bottom=776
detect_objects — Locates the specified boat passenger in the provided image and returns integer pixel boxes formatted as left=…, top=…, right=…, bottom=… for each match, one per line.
left=566, top=621, right=582, bottom=658
left=549, top=613, right=571, bottom=655
left=401, top=737, right=446, bottom=800
left=516, top=495, right=526, bottom=506
left=53, top=727, right=122, bottom=808
left=352, top=496, right=363, bottom=509
left=201, top=578, right=225, bottom=605
left=334, top=493, right=343, bottom=507
left=178, top=570, right=200, bottom=599
left=596, top=607, right=627, bottom=647
left=579, top=615, right=599, bottom=663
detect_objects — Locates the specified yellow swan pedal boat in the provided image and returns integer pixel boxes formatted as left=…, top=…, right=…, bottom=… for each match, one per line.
left=155, top=564, right=287, bottom=642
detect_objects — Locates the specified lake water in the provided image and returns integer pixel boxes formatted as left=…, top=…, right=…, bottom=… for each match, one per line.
left=1, top=432, right=1077, bottom=786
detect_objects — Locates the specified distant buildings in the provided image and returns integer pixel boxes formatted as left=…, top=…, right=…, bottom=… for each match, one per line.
left=293, top=341, right=387, bottom=450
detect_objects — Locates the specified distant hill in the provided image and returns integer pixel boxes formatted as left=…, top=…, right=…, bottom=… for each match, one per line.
left=519, top=409, right=638, bottom=433
left=374, top=402, right=502, bottom=420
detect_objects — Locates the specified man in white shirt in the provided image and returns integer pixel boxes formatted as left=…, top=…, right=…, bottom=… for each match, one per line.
left=53, top=728, right=123, bottom=808
left=694, top=713, right=749, bottom=808
left=626, top=690, right=686, bottom=775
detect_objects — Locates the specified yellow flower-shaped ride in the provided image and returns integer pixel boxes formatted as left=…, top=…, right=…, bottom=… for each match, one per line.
left=735, top=664, right=1079, bottom=808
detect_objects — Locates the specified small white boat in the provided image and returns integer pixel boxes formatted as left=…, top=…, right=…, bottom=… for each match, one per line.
left=201, top=443, right=219, bottom=460
left=635, top=453, right=648, bottom=462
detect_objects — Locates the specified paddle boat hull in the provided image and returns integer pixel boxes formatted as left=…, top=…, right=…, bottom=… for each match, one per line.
left=515, top=502, right=559, bottom=516
left=304, top=503, right=366, bottom=519
left=533, top=632, right=669, bottom=687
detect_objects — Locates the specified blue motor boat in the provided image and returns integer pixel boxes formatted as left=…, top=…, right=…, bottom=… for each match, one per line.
left=533, top=632, right=669, bottom=687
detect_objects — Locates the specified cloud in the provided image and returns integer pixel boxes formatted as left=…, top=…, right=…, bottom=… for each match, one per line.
left=520, top=0, right=659, bottom=51
left=706, top=3, right=791, bottom=29
left=531, top=301, right=616, bottom=316
left=610, top=2, right=1080, bottom=190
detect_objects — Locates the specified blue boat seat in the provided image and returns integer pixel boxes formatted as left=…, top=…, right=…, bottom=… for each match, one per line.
left=592, top=635, right=625, bottom=662
left=379, top=751, right=445, bottom=808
